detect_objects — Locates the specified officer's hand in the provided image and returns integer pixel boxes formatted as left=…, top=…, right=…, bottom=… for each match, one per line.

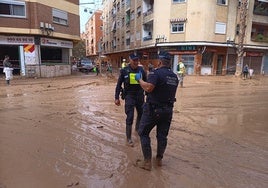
left=135, top=71, right=142, bottom=81
left=114, top=99, right=121, bottom=106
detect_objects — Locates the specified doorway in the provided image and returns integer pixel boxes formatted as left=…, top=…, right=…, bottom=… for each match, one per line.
left=216, top=55, right=224, bottom=75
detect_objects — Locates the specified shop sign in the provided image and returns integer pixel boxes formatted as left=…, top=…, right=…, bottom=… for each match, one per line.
left=178, top=45, right=196, bottom=51
left=24, top=44, right=37, bottom=65
left=0, top=35, right=34, bottom=45
left=170, top=18, right=187, bottom=23
left=41, top=38, right=73, bottom=48
left=245, top=52, right=263, bottom=57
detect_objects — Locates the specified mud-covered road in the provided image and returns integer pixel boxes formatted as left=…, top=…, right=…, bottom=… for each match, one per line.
left=0, top=73, right=267, bottom=188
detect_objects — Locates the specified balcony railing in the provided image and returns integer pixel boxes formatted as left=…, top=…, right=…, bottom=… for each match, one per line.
left=251, top=34, right=268, bottom=42
left=143, top=36, right=152, bottom=41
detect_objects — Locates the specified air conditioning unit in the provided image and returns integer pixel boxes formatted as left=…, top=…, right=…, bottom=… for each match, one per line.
left=40, top=22, right=44, bottom=28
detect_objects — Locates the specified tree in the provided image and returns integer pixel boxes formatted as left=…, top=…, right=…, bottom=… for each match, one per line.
left=72, top=40, right=86, bottom=59
left=235, top=0, right=248, bottom=76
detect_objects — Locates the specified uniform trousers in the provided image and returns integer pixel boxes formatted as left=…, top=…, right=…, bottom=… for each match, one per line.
left=138, top=103, right=173, bottom=160
left=124, top=94, right=144, bottom=140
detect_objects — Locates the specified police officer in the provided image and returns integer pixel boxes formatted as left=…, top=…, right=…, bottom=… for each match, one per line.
left=134, top=51, right=179, bottom=170
left=114, top=53, right=147, bottom=147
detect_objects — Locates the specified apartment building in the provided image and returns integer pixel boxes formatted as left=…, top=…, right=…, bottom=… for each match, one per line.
left=0, top=0, right=80, bottom=77
left=83, top=10, right=103, bottom=61
left=101, top=0, right=268, bottom=75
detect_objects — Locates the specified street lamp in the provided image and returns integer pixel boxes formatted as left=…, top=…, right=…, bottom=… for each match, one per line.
left=84, top=8, right=94, bottom=14
left=80, top=1, right=96, bottom=14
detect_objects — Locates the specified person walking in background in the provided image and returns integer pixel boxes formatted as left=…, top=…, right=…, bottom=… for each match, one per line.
left=249, top=68, right=254, bottom=79
left=134, top=51, right=179, bottom=171
left=243, top=64, right=249, bottom=79
left=121, top=58, right=127, bottom=69
left=177, top=59, right=186, bottom=88
left=106, top=63, right=113, bottom=77
left=114, top=53, right=147, bottom=147
left=96, top=63, right=100, bottom=76
left=3, top=55, right=13, bottom=85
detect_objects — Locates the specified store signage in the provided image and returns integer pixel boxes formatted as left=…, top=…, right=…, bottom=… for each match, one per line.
left=178, top=46, right=196, bottom=51
left=170, top=18, right=187, bottom=23
left=0, top=35, right=34, bottom=45
left=24, top=44, right=37, bottom=65
left=245, top=52, right=263, bottom=57
left=40, top=38, right=73, bottom=48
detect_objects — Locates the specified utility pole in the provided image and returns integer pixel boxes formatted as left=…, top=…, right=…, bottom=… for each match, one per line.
left=235, top=0, right=248, bottom=76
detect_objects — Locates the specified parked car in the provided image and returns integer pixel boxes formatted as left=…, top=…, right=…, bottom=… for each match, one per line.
left=77, top=58, right=94, bottom=73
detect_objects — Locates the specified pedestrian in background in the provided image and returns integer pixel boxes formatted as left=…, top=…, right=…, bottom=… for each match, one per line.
left=114, top=53, right=147, bottom=147
left=177, top=59, right=186, bottom=87
left=106, top=63, right=113, bottom=77
left=134, top=51, right=179, bottom=171
left=121, top=58, right=127, bottom=69
left=3, top=55, right=13, bottom=85
left=243, top=64, right=249, bottom=79
left=95, top=64, right=100, bottom=76
left=249, top=68, right=254, bottom=79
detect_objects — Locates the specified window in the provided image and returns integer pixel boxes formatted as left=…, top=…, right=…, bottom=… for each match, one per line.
left=0, top=0, right=26, bottom=18
left=130, top=10, right=135, bottom=20
left=202, top=51, right=214, bottom=66
left=173, top=0, right=186, bottom=3
left=53, top=8, right=68, bottom=25
left=215, top=22, right=226, bottom=34
left=137, top=6, right=141, bottom=17
left=217, top=0, right=227, bottom=5
left=171, top=23, right=185, bottom=33
left=253, top=0, right=268, bottom=16
left=181, top=55, right=195, bottom=75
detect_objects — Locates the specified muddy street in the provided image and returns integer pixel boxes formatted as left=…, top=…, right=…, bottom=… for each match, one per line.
left=0, top=73, right=268, bottom=188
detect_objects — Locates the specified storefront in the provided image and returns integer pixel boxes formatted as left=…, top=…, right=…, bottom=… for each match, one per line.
left=0, top=35, right=73, bottom=78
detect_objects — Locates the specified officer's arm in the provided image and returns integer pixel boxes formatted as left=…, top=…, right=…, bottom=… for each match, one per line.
left=115, top=70, right=124, bottom=99
left=138, top=79, right=155, bottom=93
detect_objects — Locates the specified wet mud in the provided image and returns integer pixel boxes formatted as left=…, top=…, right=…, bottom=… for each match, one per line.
left=0, top=73, right=267, bottom=188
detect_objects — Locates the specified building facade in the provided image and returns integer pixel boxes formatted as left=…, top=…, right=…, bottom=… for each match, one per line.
left=83, top=10, right=103, bottom=62
left=101, top=0, right=268, bottom=75
left=0, top=0, right=80, bottom=77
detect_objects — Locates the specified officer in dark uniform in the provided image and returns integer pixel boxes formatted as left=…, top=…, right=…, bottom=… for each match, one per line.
left=114, top=53, right=147, bottom=147
left=134, top=51, right=179, bottom=170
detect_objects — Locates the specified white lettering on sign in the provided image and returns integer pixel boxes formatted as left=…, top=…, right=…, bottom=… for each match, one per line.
left=0, top=35, right=34, bottom=45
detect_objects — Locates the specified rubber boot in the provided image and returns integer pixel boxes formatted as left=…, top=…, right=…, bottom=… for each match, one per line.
left=135, top=159, right=152, bottom=171
left=126, top=124, right=133, bottom=147
left=155, top=157, right=162, bottom=167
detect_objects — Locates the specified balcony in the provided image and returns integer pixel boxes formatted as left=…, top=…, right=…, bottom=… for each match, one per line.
left=251, top=33, right=268, bottom=42
left=251, top=23, right=268, bottom=43
left=143, top=9, right=153, bottom=24
left=143, top=35, right=152, bottom=41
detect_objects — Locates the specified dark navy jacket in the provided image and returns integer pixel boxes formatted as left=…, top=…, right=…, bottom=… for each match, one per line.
left=115, top=65, right=147, bottom=100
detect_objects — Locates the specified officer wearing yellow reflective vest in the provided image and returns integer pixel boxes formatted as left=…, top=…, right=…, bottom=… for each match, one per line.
left=114, top=53, right=147, bottom=147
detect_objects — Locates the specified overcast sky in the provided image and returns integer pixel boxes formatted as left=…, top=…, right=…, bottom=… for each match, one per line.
left=79, top=0, right=102, bottom=33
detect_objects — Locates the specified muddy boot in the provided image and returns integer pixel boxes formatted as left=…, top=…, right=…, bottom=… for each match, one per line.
left=126, top=124, right=132, bottom=146
left=127, top=139, right=134, bottom=147
left=155, top=157, right=162, bottom=167
left=135, top=159, right=152, bottom=171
